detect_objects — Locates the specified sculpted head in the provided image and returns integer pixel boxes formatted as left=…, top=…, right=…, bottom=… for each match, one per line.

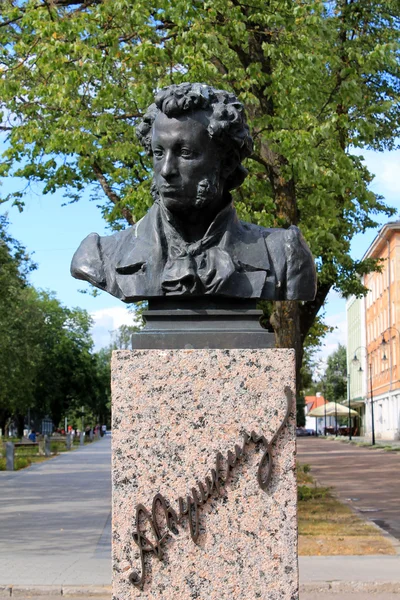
left=136, top=83, right=253, bottom=217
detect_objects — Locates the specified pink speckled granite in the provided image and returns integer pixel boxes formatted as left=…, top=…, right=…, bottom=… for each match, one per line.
left=112, top=349, right=298, bottom=600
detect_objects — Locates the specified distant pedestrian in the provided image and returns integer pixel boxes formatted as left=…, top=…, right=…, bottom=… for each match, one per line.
left=28, top=430, right=36, bottom=442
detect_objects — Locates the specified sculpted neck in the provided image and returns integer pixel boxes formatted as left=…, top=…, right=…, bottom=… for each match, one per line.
left=160, top=194, right=232, bottom=243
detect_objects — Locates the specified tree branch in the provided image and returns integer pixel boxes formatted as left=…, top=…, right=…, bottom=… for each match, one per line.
left=0, top=15, right=23, bottom=28
left=92, top=162, right=134, bottom=225
left=210, top=55, right=229, bottom=75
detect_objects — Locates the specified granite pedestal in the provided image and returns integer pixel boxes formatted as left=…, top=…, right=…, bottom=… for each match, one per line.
left=112, top=348, right=298, bottom=600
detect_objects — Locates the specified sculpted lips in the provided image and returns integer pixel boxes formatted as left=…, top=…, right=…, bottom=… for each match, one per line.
left=160, top=185, right=182, bottom=195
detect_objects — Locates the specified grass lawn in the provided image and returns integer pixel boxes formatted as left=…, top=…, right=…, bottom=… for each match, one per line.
left=297, top=463, right=396, bottom=556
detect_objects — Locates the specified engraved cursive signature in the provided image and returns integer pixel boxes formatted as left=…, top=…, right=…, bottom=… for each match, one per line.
left=128, top=386, right=292, bottom=589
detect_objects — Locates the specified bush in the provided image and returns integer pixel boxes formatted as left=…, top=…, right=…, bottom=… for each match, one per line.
left=50, top=441, right=68, bottom=453
left=298, top=484, right=330, bottom=502
left=0, top=456, right=32, bottom=470
left=15, top=446, right=38, bottom=457
left=15, top=457, right=31, bottom=470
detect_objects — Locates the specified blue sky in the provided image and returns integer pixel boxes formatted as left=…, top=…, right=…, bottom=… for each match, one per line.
left=1, top=174, right=137, bottom=350
left=1, top=146, right=399, bottom=358
left=318, top=148, right=400, bottom=365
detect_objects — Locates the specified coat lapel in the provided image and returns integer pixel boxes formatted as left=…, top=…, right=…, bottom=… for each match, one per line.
left=110, top=202, right=276, bottom=300
left=114, top=205, right=165, bottom=299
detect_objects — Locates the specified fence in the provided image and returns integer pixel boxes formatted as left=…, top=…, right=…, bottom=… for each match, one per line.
left=0, top=431, right=100, bottom=471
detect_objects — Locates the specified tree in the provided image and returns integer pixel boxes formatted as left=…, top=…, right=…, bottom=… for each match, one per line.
left=110, top=324, right=141, bottom=349
left=91, top=346, right=112, bottom=426
left=0, top=216, right=41, bottom=433
left=1, top=0, right=399, bottom=382
left=0, top=219, right=108, bottom=434
left=323, top=344, right=348, bottom=402
left=30, top=291, right=100, bottom=428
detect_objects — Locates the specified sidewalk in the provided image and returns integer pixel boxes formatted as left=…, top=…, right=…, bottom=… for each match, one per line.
left=300, top=555, right=400, bottom=594
left=2, top=435, right=400, bottom=597
left=1, top=556, right=399, bottom=597
left=0, top=437, right=111, bottom=587
left=350, top=436, right=400, bottom=448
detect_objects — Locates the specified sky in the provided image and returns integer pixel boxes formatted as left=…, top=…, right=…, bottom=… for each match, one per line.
left=1, top=145, right=399, bottom=366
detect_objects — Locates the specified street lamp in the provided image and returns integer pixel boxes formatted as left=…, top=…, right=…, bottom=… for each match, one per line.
left=347, top=373, right=352, bottom=440
left=380, top=326, right=400, bottom=345
left=352, top=346, right=375, bottom=446
left=332, top=369, right=347, bottom=437
left=321, top=379, right=327, bottom=435
left=335, top=399, right=338, bottom=436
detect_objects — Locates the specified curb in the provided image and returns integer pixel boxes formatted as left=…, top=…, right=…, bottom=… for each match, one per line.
left=300, top=581, right=400, bottom=594
left=1, top=583, right=400, bottom=596
left=0, top=586, right=112, bottom=597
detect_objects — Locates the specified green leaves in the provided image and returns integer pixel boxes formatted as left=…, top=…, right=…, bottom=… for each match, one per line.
left=0, top=0, right=399, bottom=355
left=0, top=216, right=109, bottom=430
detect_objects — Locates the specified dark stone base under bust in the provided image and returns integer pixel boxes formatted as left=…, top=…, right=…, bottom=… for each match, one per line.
left=131, top=298, right=274, bottom=349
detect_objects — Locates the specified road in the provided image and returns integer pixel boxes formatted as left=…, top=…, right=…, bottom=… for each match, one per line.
left=297, top=436, right=400, bottom=542
left=0, top=437, right=111, bottom=585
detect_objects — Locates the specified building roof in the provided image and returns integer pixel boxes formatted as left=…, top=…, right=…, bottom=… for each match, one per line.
left=305, top=395, right=327, bottom=413
left=363, top=220, right=400, bottom=260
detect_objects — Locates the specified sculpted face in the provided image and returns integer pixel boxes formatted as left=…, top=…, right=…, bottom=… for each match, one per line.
left=151, top=111, right=226, bottom=216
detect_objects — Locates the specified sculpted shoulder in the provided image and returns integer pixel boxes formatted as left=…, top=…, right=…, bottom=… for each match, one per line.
left=70, top=227, right=137, bottom=298
left=238, top=221, right=317, bottom=301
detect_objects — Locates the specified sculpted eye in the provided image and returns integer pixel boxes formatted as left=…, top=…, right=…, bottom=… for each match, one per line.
left=180, top=148, right=194, bottom=158
left=153, top=149, right=164, bottom=159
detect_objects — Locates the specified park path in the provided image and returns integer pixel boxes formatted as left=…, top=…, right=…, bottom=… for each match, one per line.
left=0, top=437, right=111, bottom=586
left=1, top=434, right=400, bottom=595
left=297, top=437, right=400, bottom=543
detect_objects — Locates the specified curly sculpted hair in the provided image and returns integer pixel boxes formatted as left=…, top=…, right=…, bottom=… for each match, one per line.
left=136, top=82, right=254, bottom=192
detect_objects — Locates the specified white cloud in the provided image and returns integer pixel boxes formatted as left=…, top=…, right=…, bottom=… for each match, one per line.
left=90, top=305, right=139, bottom=351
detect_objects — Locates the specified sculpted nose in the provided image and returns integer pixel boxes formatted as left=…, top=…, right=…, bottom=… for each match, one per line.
left=160, top=151, right=178, bottom=179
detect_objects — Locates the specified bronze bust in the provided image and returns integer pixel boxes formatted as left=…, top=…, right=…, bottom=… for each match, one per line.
left=71, top=83, right=316, bottom=302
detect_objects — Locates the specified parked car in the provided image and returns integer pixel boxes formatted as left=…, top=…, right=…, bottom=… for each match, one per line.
left=296, top=427, right=315, bottom=437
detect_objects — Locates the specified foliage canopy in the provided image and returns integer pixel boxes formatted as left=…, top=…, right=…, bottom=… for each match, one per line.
left=0, top=217, right=110, bottom=434
left=0, top=0, right=399, bottom=360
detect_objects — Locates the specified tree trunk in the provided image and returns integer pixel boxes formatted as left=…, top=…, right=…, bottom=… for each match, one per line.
left=0, top=412, right=7, bottom=437
left=16, top=413, right=25, bottom=438
left=270, top=300, right=303, bottom=389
